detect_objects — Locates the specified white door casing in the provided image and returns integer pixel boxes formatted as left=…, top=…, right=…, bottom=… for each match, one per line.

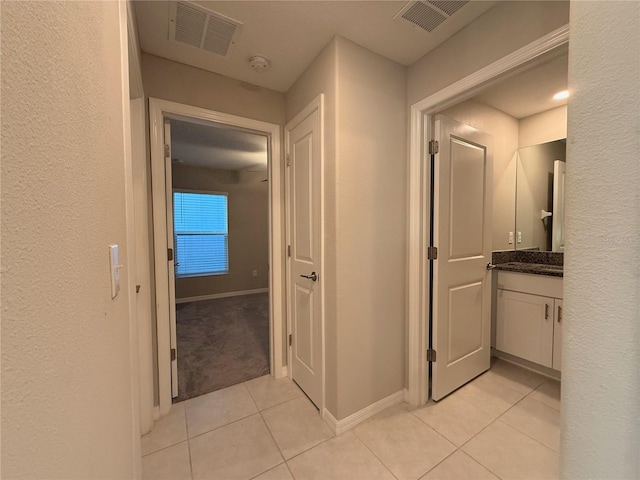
left=406, top=25, right=569, bottom=406
left=150, top=98, right=283, bottom=416
left=285, top=95, right=324, bottom=409
left=432, top=115, right=493, bottom=401
left=163, top=120, right=179, bottom=398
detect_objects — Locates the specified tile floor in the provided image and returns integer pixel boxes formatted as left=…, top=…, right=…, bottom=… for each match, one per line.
left=141, top=359, right=561, bottom=480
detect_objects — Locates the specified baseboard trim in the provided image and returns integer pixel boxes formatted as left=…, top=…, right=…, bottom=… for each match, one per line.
left=176, top=288, right=269, bottom=304
left=322, top=390, right=404, bottom=435
left=281, top=366, right=288, bottom=378
left=403, top=388, right=411, bottom=403
left=152, top=405, right=160, bottom=421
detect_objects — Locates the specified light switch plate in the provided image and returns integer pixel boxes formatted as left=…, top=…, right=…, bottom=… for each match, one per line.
left=109, top=245, right=121, bottom=299
left=508, top=232, right=514, bottom=244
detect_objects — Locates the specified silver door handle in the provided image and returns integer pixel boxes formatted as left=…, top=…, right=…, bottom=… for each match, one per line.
left=300, top=271, right=318, bottom=282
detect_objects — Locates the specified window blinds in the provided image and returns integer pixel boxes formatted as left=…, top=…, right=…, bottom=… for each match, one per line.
left=173, top=191, right=228, bottom=277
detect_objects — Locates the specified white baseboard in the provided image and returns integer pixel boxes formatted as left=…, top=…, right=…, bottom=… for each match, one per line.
left=152, top=405, right=160, bottom=421
left=322, top=390, right=404, bottom=435
left=176, top=288, right=269, bottom=304
left=280, top=365, right=288, bottom=378
left=403, top=388, right=411, bottom=404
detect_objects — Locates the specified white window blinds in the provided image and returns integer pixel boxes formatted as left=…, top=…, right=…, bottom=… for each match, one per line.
left=173, top=191, right=228, bottom=277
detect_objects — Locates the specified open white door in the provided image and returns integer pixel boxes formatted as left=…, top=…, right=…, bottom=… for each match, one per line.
left=285, top=96, right=323, bottom=408
left=432, top=115, right=493, bottom=401
left=164, top=119, right=179, bottom=398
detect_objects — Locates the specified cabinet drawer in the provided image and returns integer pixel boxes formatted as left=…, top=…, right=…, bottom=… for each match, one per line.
left=497, top=271, right=563, bottom=298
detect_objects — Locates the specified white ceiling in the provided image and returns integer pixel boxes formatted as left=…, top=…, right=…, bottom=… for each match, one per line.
left=170, top=119, right=268, bottom=170
left=134, top=0, right=497, bottom=92
left=473, top=51, right=569, bottom=119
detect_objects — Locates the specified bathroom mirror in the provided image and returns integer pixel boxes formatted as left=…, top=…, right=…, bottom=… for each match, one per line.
left=515, top=139, right=566, bottom=251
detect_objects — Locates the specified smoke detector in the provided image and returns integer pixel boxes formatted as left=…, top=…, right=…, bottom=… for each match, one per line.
left=249, top=55, right=270, bottom=73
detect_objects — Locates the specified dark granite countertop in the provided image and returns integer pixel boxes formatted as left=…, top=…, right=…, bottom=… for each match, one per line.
left=493, top=262, right=563, bottom=277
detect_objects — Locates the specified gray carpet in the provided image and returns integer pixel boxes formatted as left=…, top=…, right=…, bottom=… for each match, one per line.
left=173, top=292, right=269, bottom=403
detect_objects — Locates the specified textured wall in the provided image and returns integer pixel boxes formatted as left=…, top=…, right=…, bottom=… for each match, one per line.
left=439, top=100, right=519, bottom=251
left=1, top=2, right=137, bottom=478
left=172, top=165, right=269, bottom=298
left=142, top=53, right=286, bottom=125
left=562, top=1, right=640, bottom=477
left=334, top=37, right=407, bottom=419
left=408, top=1, right=569, bottom=105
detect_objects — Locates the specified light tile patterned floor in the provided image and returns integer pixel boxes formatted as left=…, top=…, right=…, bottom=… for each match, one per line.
left=141, top=360, right=561, bottom=480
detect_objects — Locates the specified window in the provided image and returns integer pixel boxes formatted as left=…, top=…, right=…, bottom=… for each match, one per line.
left=173, top=191, right=228, bottom=277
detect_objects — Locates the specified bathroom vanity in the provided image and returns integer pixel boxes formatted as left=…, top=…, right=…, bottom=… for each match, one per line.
left=491, top=252, right=563, bottom=375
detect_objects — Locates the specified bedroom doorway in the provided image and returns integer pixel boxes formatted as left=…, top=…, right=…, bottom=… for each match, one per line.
left=150, top=99, right=284, bottom=415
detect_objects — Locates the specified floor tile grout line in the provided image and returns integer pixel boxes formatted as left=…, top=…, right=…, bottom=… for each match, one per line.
left=257, top=409, right=287, bottom=463
left=247, top=461, right=288, bottom=480
left=140, top=438, right=189, bottom=458
left=186, top=437, right=195, bottom=480
left=349, top=429, right=401, bottom=480
left=186, top=410, right=261, bottom=441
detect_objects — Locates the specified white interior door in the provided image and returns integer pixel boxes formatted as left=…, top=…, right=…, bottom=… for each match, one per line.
left=286, top=97, right=323, bottom=408
left=432, top=114, right=493, bottom=401
left=164, top=119, right=179, bottom=398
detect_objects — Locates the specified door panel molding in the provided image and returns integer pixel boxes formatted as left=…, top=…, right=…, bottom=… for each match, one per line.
left=285, top=94, right=325, bottom=413
left=149, top=98, right=283, bottom=416
left=406, top=25, right=569, bottom=406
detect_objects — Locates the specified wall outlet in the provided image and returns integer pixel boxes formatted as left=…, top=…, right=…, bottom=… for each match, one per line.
left=252, top=269, right=258, bottom=277
left=517, top=231, right=522, bottom=243
left=508, top=232, right=514, bottom=244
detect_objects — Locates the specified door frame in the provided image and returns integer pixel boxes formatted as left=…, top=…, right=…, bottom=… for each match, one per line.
left=149, top=98, right=284, bottom=415
left=284, top=94, right=326, bottom=416
left=406, top=25, right=569, bottom=406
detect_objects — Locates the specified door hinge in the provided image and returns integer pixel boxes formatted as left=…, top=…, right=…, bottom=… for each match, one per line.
left=427, top=349, right=437, bottom=362
left=427, top=246, right=438, bottom=260
left=289, top=334, right=292, bottom=346
left=429, top=140, right=439, bottom=155
left=168, top=248, right=174, bottom=261
left=286, top=154, right=291, bottom=166
left=164, top=144, right=170, bottom=158
left=287, top=245, right=291, bottom=257
left=171, top=348, right=176, bottom=361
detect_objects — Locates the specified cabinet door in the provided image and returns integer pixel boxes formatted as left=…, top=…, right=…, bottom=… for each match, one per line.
left=552, top=299, right=563, bottom=371
left=496, top=289, right=554, bottom=367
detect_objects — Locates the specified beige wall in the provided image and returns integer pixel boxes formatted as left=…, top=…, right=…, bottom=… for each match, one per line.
left=334, top=37, right=407, bottom=419
left=1, top=2, right=137, bottom=478
left=172, top=165, right=269, bottom=299
left=519, top=105, right=567, bottom=148
left=563, top=1, right=640, bottom=477
left=408, top=1, right=570, bottom=105
left=286, top=37, right=407, bottom=420
left=439, top=100, right=519, bottom=252
left=142, top=53, right=286, bottom=125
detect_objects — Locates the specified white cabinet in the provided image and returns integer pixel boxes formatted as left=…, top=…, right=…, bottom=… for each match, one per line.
left=495, top=271, right=563, bottom=371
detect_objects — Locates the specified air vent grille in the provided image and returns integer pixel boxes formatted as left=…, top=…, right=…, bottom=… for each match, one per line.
left=169, top=1, right=243, bottom=58
left=395, top=0, right=470, bottom=33
left=402, top=2, right=446, bottom=32
left=174, top=2, right=206, bottom=48
left=428, top=0, right=469, bottom=17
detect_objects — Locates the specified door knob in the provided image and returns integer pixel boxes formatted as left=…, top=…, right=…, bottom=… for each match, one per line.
left=300, top=271, right=318, bottom=282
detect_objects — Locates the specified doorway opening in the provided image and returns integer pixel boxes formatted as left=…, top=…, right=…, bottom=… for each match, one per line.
left=406, top=25, right=569, bottom=406
left=169, top=118, right=271, bottom=402
left=150, top=99, right=284, bottom=415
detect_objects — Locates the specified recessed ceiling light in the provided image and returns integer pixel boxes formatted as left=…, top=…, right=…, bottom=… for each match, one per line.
left=553, top=90, right=569, bottom=100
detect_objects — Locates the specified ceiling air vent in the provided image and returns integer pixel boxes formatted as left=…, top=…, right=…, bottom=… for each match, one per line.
left=395, top=0, right=470, bottom=33
left=169, top=1, right=243, bottom=57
